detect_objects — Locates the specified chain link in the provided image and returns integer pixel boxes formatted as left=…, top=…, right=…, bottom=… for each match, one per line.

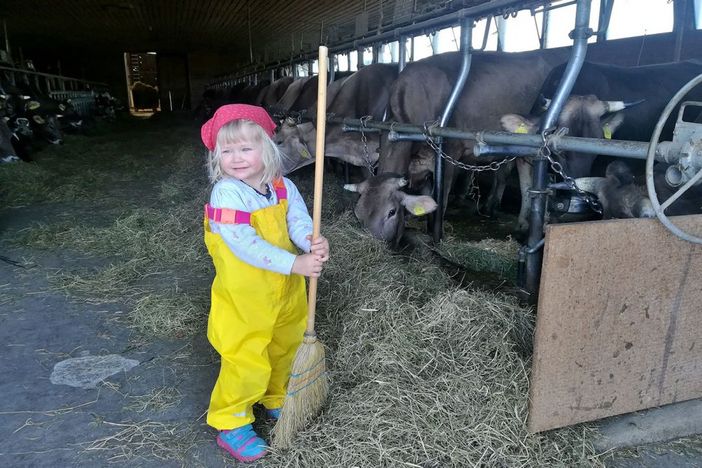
left=538, top=127, right=603, bottom=214
left=421, top=121, right=603, bottom=215
left=359, top=115, right=377, bottom=173
left=423, top=122, right=517, bottom=173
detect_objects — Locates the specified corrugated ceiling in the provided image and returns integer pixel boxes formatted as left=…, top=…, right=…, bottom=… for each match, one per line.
left=0, top=0, right=532, bottom=64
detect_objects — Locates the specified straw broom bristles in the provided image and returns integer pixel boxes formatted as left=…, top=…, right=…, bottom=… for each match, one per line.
left=272, top=333, right=329, bottom=448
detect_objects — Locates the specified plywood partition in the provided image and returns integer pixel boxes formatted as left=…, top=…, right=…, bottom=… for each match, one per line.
left=529, top=215, right=702, bottom=433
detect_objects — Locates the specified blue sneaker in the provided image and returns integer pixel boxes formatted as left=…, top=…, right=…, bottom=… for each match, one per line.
left=216, top=424, right=267, bottom=462
left=266, top=407, right=282, bottom=420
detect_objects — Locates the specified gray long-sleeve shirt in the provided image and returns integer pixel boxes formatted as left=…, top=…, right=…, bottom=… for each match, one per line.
left=209, top=177, right=313, bottom=275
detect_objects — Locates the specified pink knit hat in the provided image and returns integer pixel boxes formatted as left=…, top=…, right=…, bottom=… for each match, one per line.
left=200, top=104, right=277, bottom=151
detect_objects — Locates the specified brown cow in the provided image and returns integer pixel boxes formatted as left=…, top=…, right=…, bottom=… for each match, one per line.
left=275, top=63, right=399, bottom=174
left=345, top=49, right=570, bottom=242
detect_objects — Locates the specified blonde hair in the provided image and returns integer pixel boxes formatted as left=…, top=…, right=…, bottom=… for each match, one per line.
left=206, top=119, right=283, bottom=184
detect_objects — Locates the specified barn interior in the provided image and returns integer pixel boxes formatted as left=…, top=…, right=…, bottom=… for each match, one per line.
left=2, top=0, right=702, bottom=467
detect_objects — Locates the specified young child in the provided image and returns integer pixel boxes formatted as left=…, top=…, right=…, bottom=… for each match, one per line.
left=201, top=104, right=330, bottom=462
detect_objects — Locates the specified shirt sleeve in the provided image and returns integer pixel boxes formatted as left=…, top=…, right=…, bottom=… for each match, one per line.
left=284, top=178, right=313, bottom=253
left=210, top=182, right=297, bottom=275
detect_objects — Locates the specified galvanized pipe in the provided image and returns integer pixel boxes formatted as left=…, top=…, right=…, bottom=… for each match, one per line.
left=336, top=116, right=680, bottom=163
left=430, top=17, right=473, bottom=242
left=525, top=0, right=592, bottom=296
left=398, top=35, right=407, bottom=73
left=3, top=19, right=9, bottom=57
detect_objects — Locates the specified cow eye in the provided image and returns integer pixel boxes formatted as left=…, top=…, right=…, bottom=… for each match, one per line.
left=387, top=208, right=397, bottom=218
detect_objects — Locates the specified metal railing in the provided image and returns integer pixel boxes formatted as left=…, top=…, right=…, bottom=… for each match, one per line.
left=0, top=66, right=108, bottom=116
left=0, top=65, right=108, bottom=93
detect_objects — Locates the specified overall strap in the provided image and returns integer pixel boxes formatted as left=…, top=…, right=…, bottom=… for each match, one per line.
left=273, top=178, right=287, bottom=201
left=205, top=203, right=251, bottom=225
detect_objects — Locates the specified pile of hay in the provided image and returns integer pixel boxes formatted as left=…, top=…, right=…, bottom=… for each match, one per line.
left=265, top=204, right=602, bottom=466
left=8, top=127, right=212, bottom=339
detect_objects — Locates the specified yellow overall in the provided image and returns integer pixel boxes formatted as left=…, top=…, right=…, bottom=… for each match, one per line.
left=204, top=179, right=307, bottom=430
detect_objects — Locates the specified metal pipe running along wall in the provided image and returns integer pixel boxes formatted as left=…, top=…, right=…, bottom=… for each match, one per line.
left=333, top=117, right=680, bottom=164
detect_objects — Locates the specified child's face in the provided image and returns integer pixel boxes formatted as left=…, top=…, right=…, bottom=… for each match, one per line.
left=220, top=139, right=265, bottom=187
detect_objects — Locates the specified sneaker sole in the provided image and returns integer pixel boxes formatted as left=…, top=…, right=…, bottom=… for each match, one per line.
left=216, top=435, right=267, bottom=462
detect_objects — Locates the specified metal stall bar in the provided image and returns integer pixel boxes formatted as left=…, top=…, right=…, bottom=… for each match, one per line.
left=525, top=0, right=592, bottom=295
left=0, top=66, right=108, bottom=92
left=333, top=117, right=678, bottom=164
left=398, top=35, right=407, bottom=72
left=432, top=17, right=473, bottom=242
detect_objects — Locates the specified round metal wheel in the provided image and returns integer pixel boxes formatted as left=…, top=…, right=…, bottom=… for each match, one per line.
left=645, top=73, right=702, bottom=244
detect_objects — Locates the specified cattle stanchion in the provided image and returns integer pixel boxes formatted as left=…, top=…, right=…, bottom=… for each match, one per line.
left=431, top=17, right=474, bottom=243
left=523, top=0, right=592, bottom=297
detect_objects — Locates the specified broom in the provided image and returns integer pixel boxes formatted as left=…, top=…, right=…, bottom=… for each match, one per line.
left=272, top=45, right=330, bottom=449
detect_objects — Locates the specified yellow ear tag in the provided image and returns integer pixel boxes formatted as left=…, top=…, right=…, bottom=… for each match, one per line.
left=515, top=123, right=528, bottom=134
left=28, top=101, right=41, bottom=111
left=413, top=206, right=426, bottom=216
left=300, top=148, right=312, bottom=159
left=603, top=124, right=612, bottom=139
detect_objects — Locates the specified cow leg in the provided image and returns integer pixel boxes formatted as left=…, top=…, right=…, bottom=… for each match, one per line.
left=516, top=158, right=532, bottom=232
left=483, top=161, right=513, bottom=217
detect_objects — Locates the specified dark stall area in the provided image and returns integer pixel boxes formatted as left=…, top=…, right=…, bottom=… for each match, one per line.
left=1, top=1, right=702, bottom=467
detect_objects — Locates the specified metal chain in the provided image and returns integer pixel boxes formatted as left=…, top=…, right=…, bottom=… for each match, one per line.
left=421, top=121, right=603, bottom=214
left=538, top=127, right=603, bottom=214
left=359, top=115, right=377, bottom=173
left=423, top=122, right=517, bottom=173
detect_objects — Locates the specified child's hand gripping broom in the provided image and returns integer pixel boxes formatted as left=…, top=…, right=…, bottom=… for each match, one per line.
left=272, top=45, right=330, bottom=449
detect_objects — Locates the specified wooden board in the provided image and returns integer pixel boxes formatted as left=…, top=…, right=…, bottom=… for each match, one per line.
left=529, top=215, right=702, bottom=433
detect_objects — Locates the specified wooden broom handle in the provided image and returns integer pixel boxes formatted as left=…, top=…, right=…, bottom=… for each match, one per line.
left=306, top=46, right=328, bottom=334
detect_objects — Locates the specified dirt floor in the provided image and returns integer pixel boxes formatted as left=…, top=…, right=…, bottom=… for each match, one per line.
left=1, top=113, right=701, bottom=467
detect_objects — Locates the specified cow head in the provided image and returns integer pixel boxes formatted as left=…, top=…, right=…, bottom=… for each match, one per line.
left=501, top=95, right=629, bottom=177
left=274, top=119, right=315, bottom=174
left=344, top=173, right=438, bottom=244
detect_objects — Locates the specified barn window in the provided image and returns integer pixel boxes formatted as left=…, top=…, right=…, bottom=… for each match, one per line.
left=348, top=51, right=359, bottom=71
left=607, top=0, right=673, bottom=40
left=362, top=47, right=373, bottom=66
left=295, top=63, right=308, bottom=77
left=499, top=9, right=543, bottom=52
left=695, top=0, right=702, bottom=28
left=337, top=53, right=350, bottom=72
left=412, top=35, right=434, bottom=61
left=378, top=42, right=398, bottom=63
left=544, top=1, right=600, bottom=48
left=433, top=26, right=461, bottom=53
left=473, top=17, right=498, bottom=51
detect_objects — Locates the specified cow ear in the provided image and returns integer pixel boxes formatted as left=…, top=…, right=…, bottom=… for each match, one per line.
left=397, top=193, right=438, bottom=217
left=601, top=112, right=624, bottom=139
left=500, top=114, right=536, bottom=134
